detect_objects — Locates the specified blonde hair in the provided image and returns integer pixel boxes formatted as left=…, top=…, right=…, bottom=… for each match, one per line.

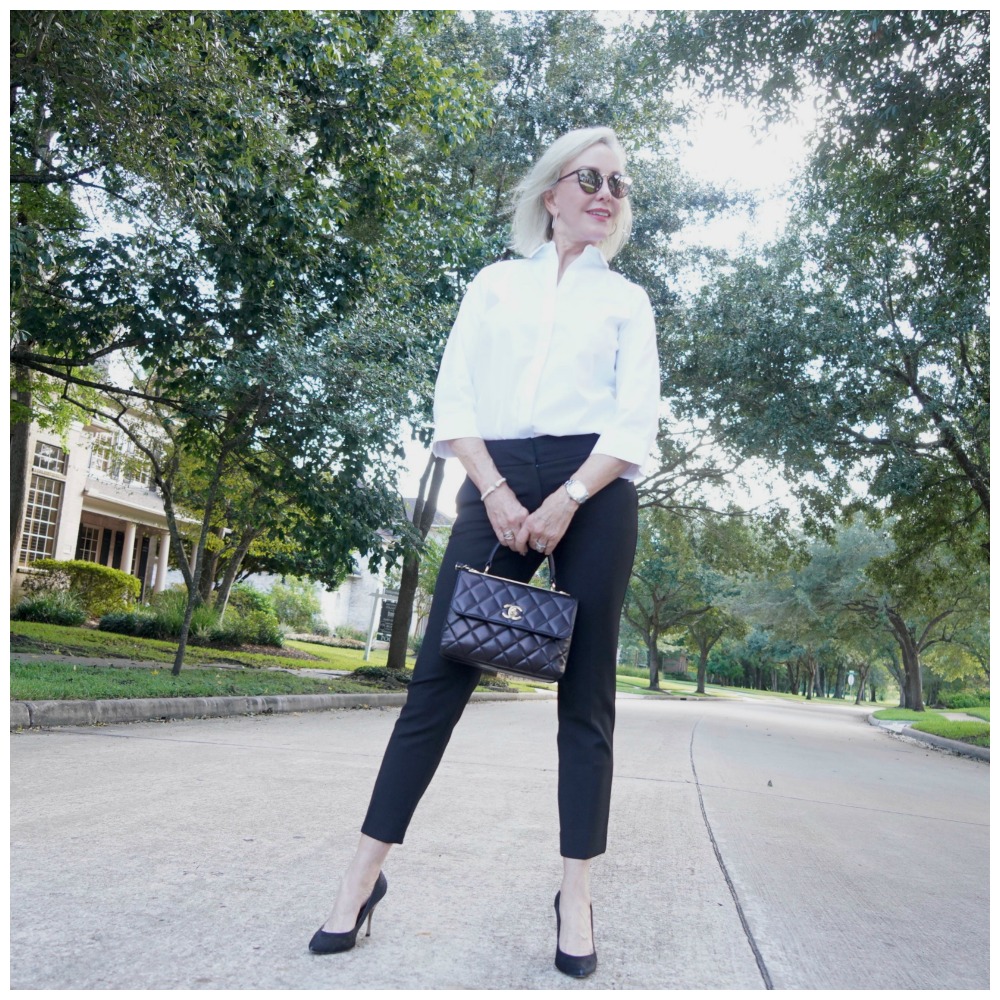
left=509, top=127, right=633, bottom=261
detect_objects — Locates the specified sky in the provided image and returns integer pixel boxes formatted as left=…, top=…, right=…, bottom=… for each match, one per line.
left=400, top=99, right=815, bottom=516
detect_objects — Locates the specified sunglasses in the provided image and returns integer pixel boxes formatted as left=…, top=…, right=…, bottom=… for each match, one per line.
left=555, top=168, right=632, bottom=199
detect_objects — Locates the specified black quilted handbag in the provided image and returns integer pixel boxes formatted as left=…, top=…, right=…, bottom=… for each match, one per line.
left=440, top=543, right=578, bottom=683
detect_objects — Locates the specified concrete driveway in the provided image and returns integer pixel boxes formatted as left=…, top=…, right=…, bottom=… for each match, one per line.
left=10, top=694, right=989, bottom=990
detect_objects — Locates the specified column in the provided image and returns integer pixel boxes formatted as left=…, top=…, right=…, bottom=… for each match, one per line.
left=154, top=530, right=171, bottom=594
left=122, top=522, right=137, bottom=578
left=143, top=535, right=157, bottom=595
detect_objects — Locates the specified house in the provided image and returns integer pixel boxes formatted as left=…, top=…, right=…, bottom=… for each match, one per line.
left=14, top=418, right=454, bottom=641
left=13, top=422, right=173, bottom=600
left=317, top=499, right=454, bottom=637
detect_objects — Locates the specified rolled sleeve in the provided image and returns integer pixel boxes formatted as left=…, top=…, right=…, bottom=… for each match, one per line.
left=431, top=277, right=484, bottom=458
left=593, top=287, right=661, bottom=478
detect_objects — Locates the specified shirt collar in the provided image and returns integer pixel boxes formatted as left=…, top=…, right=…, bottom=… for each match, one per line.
left=528, top=241, right=610, bottom=270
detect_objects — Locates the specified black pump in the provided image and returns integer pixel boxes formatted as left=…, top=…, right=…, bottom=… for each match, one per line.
left=309, top=871, right=388, bottom=955
left=554, top=891, right=597, bottom=978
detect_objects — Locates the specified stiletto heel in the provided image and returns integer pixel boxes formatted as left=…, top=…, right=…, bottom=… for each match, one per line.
left=309, top=871, right=387, bottom=954
left=554, top=891, right=597, bottom=978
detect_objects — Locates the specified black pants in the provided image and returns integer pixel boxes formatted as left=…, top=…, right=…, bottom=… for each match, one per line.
left=360, top=434, right=638, bottom=859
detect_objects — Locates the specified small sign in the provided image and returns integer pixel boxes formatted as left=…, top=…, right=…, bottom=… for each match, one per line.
left=376, top=600, right=397, bottom=642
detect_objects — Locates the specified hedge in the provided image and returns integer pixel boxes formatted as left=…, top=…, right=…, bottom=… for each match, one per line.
left=25, top=559, right=141, bottom=616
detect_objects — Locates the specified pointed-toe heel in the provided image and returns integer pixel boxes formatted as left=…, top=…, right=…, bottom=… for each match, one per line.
left=309, top=871, right=388, bottom=955
left=554, top=891, right=597, bottom=978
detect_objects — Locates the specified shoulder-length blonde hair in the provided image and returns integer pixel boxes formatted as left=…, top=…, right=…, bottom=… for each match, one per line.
left=509, top=126, right=633, bottom=261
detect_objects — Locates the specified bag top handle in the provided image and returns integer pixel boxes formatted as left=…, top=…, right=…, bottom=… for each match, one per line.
left=483, top=542, right=561, bottom=592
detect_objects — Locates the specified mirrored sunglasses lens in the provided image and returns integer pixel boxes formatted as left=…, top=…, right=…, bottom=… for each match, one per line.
left=576, top=169, right=601, bottom=194
left=609, top=174, right=632, bottom=198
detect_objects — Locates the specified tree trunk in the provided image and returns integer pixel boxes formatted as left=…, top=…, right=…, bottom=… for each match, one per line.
left=198, top=527, right=224, bottom=603
left=214, top=530, right=259, bottom=621
left=696, top=649, right=708, bottom=695
left=386, top=453, right=446, bottom=672
left=804, top=654, right=816, bottom=700
left=647, top=638, right=661, bottom=690
left=10, top=367, right=32, bottom=575
left=887, top=611, right=924, bottom=711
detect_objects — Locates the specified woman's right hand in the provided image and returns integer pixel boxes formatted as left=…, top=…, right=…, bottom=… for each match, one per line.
left=485, top=486, right=530, bottom=554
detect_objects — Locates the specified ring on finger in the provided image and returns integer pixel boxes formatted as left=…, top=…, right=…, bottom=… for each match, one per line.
left=502, top=530, right=515, bottom=541
left=534, top=540, right=547, bottom=553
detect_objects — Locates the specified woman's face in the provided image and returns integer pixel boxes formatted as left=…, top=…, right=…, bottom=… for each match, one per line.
left=543, top=142, right=624, bottom=250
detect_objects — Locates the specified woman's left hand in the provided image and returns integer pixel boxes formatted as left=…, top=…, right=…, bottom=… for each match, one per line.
left=517, top=488, right=579, bottom=556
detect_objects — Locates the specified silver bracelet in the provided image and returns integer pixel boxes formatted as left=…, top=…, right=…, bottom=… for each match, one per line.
left=480, top=477, right=507, bottom=502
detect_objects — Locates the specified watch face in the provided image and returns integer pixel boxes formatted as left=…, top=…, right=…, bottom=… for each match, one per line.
left=566, top=480, right=588, bottom=503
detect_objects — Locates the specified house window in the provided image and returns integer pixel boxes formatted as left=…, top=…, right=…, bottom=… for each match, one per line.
left=76, top=524, right=102, bottom=563
left=33, top=441, right=68, bottom=474
left=89, top=432, right=154, bottom=488
left=19, top=474, right=64, bottom=565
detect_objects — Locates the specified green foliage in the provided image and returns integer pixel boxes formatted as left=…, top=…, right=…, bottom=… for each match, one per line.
left=23, top=559, right=141, bottom=616
left=211, top=610, right=283, bottom=648
left=11, top=590, right=87, bottom=627
left=267, top=578, right=322, bottom=632
left=227, top=584, right=276, bottom=616
left=97, top=610, right=161, bottom=640
left=149, top=589, right=220, bottom=640
left=10, top=10, right=488, bottom=673
left=644, top=11, right=988, bottom=566
left=98, top=590, right=220, bottom=641
left=936, top=691, right=990, bottom=711
left=335, top=626, right=368, bottom=644
left=349, top=666, right=413, bottom=690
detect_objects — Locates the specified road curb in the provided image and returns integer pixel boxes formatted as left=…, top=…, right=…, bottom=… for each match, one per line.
left=867, top=714, right=989, bottom=762
left=10, top=689, right=556, bottom=730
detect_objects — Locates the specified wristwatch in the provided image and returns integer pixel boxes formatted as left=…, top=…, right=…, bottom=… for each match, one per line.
left=564, top=479, right=590, bottom=504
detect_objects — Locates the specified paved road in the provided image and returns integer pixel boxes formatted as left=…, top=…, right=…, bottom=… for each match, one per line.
left=10, top=695, right=989, bottom=990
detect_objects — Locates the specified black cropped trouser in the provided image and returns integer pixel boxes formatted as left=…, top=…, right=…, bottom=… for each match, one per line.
left=360, top=435, right=638, bottom=859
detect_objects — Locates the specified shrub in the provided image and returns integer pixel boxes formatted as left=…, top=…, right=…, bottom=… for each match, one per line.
left=24, top=558, right=140, bottom=616
left=228, top=583, right=276, bottom=616
left=98, top=591, right=218, bottom=641
left=212, top=609, right=283, bottom=647
left=146, top=588, right=218, bottom=637
left=350, top=666, right=412, bottom=689
left=99, top=610, right=146, bottom=636
left=335, top=625, right=368, bottom=643
left=937, top=690, right=990, bottom=709
left=12, top=591, right=87, bottom=627
left=268, top=578, right=322, bottom=632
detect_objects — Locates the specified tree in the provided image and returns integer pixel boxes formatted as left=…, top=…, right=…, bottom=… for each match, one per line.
left=623, top=509, right=709, bottom=690
left=642, top=11, right=989, bottom=564
left=11, top=11, right=486, bottom=672
left=378, top=10, right=734, bottom=663
left=687, top=608, right=747, bottom=696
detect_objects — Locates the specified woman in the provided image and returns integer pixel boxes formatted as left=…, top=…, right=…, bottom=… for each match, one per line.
left=310, top=127, right=660, bottom=978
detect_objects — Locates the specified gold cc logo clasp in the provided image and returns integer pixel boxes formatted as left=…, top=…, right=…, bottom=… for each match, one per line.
left=501, top=603, right=524, bottom=621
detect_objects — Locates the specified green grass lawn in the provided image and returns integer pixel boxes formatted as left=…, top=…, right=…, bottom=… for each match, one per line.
left=9, top=622, right=536, bottom=700
left=10, top=659, right=377, bottom=701
left=911, top=718, right=990, bottom=748
left=11, top=620, right=393, bottom=671
left=873, top=706, right=990, bottom=748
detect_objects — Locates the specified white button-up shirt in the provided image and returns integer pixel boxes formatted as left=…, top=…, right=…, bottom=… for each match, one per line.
left=432, top=242, right=660, bottom=479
